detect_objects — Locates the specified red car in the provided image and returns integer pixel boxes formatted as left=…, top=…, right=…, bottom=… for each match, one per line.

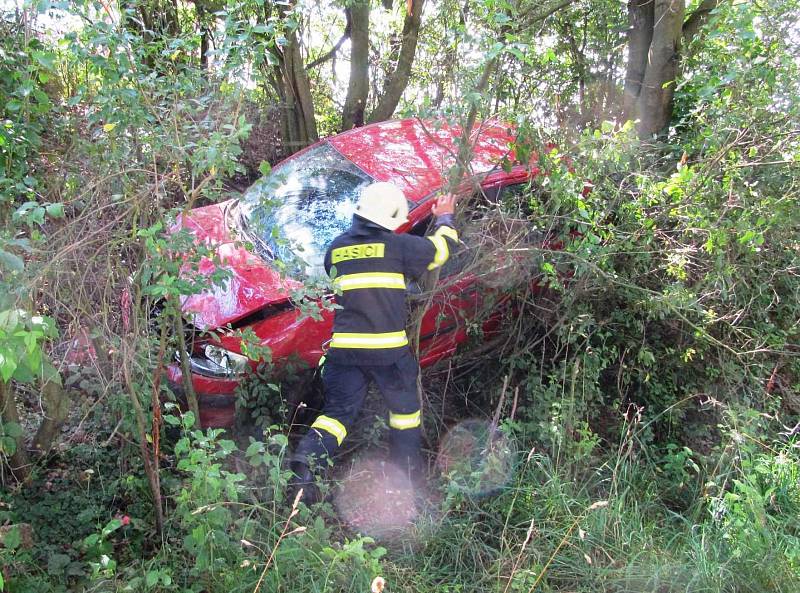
left=166, top=118, right=540, bottom=428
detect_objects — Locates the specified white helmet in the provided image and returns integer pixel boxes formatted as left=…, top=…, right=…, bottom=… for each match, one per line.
left=355, top=182, right=409, bottom=230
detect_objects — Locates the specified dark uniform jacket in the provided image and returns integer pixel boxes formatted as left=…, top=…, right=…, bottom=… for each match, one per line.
left=323, top=214, right=459, bottom=365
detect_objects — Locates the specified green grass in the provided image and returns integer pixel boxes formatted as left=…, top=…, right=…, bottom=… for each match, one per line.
left=379, top=421, right=800, bottom=593
left=2, top=407, right=798, bottom=593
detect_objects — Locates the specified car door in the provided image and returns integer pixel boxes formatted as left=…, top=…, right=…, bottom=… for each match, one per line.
left=410, top=181, right=532, bottom=366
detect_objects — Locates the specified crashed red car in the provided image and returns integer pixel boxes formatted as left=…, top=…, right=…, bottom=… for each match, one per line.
left=167, top=118, right=541, bottom=428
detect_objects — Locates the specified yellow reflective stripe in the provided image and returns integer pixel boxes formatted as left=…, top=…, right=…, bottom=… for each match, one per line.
left=435, top=225, right=459, bottom=242
left=426, top=235, right=449, bottom=270
left=311, top=415, right=347, bottom=445
left=333, top=272, right=406, bottom=291
left=389, top=410, right=421, bottom=430
left=331, top=243, right=385, bottom=264
left=330, top=331, right=409, bottom=349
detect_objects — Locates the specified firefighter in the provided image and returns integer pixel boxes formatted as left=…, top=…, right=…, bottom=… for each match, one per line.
left=289, top=181, right=459, bottom=503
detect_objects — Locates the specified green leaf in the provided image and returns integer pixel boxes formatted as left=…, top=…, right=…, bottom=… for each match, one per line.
left=145, top=571, right=159, bottom=588
left=0, top=310, right=21, bottom=330
left=47, top=552, right=72, bottom=574
left=0, top=249, right=24, bottom=272
left=252, top=23, right=274, bottom=34
left=265, top=51, right=279, bottom=66
left=245, top=440, right=264, bottom=457
left=83, top=533, right=100, bottom=548
left=0, top=352, right=17, bottom=382
left=258, top=160, right=272, bottom=176
left=101, top=518, right=123, bottom=537
left=2, top=526, right=21, bottom=550
left=163, top=414, right=181, bottom=426
left=506, top=45, right=525, bottom=61
left=11, top=361, right=35, bottom=384
left=487, top=41, right=505, bottom=60
left=464, top=91, right=482, bottom=106
left=3, top=422, right=23, bottom=439
left=32, top=50, right=56, bottom=70
left=0, top=435, right=17, bottom=455
left=45, top=202, right=65, bottom=218
left=40, top=359, right=62, bottom=385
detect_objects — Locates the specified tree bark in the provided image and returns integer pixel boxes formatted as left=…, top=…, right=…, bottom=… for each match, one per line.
left=622, top=0, right=685, bottom=138
left=197, top=1, right=210, bottom=73
left=341, top=2, right=370, bottom=131
left=173, top=307, right=200, bottom=423
left=31, top=380, right=69, bottom=456
left=433, top=2, right=466, bottom=109
left=281, top=30, right=319, bottom=151
left=0, top=380, right=30, bottom=482
left=261, top=2, right=319, bottom=154
left=637, top=0, right=684, bottom=137
left=367, top=0, right=425, bottom=123
left=121, top=341, right=164, bottom=538
left=683, top=0, right=722, bottom=44
left=622, top=0, right=654, bottom=120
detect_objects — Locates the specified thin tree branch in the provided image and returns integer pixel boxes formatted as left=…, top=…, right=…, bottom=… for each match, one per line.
left=306, top=21, right=351, bottom=70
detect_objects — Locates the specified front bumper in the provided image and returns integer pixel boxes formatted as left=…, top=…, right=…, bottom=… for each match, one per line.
left=166, top=363, right=239, bottom=428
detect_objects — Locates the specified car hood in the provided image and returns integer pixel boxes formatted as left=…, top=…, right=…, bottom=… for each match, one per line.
left=175, top=200, right=302, bottom=330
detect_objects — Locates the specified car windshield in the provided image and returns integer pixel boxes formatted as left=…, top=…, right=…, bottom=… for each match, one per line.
left=239, top=144, right=375, bottom=277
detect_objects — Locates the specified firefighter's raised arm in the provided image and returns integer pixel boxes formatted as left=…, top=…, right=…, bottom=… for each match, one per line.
left=432, top=192, right=456, bottom=218
left=427, top=192, right=459, bottom=268
left=400, top=192, right=460, bottom=279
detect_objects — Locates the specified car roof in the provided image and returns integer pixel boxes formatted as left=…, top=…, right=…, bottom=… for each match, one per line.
left=327, top=119, right=516, bottom=203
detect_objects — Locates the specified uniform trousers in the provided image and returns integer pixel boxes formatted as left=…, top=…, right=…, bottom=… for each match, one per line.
left=294, top=349, right=423, bottom=479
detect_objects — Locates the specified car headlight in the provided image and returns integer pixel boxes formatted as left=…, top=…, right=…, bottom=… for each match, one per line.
left=184, top=345, right=251, bottom=378
left=204, top=345, right=250, bottom=375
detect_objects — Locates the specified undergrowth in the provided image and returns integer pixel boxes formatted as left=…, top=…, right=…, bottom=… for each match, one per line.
left=1, top=2, right=799, bottom=593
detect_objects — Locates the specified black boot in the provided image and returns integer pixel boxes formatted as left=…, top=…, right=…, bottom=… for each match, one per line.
left=287, top=459, right=320, bottom=506
left=390, top=449, right=425, bottom=488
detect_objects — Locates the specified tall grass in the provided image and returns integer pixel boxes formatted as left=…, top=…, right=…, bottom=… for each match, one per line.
left=381, top=405, right=800, bottom=593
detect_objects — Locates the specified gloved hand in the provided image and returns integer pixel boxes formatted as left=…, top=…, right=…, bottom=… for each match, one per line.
left=432, top=192, right=456, bottom=216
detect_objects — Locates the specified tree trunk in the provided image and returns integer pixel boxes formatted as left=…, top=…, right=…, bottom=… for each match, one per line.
left=165, top=0, right=180, bottom=37
left=31, top=380, right=69, bottom=456
left=0, top=381, right=30, bottom=482
left=261, top=2, right=318, bottom=154
left=173, top=307, right=200, bottom=423
left=367, top=0, right=424, bottom=123
left=622, top=0, right=685, bottom=138
left=683, top=0, right=722, bottom=45
left=197, top=1, right=210, bottom=73
left=637, top=0, right=684, bottom=137
left=622, top=0, right=654, bottom=120
left=283, top=31, right=319, bottom=150
left=124, top=0, right=182, bottom=69
left=341, top=2, right=370, bottom=131
left=273, top=34, right=318, bottom=152
left=433, top=2, right=465, bottom=109
left=121, top=342, right=165, bottom=537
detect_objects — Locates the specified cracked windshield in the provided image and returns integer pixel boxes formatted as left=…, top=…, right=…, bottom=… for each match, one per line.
left=241, top=144, right=374, bottom=277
